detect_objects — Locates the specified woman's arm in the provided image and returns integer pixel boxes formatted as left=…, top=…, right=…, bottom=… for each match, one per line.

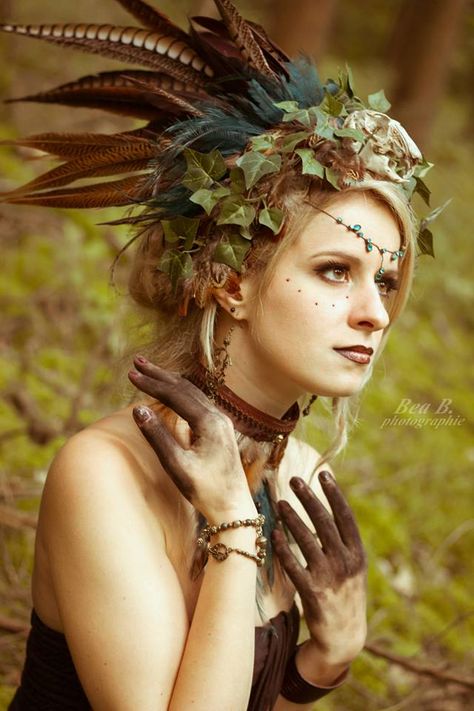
left=43, top=363, right=262, bottom=710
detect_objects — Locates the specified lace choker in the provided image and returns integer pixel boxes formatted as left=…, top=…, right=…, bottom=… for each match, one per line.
left=186, top=364, right=300, bottom=444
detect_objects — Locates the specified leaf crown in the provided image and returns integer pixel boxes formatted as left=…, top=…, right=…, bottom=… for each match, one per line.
left=0, top=0, right=445, bottom=303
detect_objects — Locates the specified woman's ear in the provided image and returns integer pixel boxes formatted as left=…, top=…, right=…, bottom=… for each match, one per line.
left=213, top=274, right=255, bottom=321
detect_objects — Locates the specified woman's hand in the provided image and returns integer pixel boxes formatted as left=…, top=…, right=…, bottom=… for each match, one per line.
left=272, top=472, right=367, bottom=668
left=128, top=356, right=255, bottom=522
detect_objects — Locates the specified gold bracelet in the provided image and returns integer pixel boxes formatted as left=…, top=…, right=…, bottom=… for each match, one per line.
left=197, top=514, right=267, bottom=567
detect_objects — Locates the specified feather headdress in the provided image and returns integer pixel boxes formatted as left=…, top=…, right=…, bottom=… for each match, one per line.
left=1, top=0, right=438, bottom=308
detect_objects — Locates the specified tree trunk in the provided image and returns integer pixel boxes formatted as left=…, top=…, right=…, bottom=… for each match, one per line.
left=267, top=0, right=338, bottom=60
left=389, top=0, right=468, bottom=148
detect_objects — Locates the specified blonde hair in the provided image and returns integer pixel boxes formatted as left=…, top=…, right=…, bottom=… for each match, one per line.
left=127, top=178, right=417, bottom=468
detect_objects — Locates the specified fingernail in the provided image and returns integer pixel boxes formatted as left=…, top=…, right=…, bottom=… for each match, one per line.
left=290, top=477, right=304, bottom=490
left=319, top=470, right=333, bottom=483
left=135, top=355, right=147, bottom=364
left=128, top=369, right=140, bottom=379
left=133, top=405, right=152, bottom=423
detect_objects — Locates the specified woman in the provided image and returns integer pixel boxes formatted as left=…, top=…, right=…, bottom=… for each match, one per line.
left=2, top=1, right=431, bottom=708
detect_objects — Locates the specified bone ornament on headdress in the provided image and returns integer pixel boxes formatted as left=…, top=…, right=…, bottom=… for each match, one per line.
left=1, top=0, right=441, bottom=316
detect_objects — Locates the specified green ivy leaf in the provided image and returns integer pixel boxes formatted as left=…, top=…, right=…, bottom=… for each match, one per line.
left=295, top=148, right=325, bottom=178
left=313, top=108, right=334, bottom=139
left=281, top=106, right=320, bottom=128
left=274, top=100, right=300, bottom=113
left=280, top=131, right=309, bottom=153
left=414, top=160, right=434, bottom=179
left=182, top=148, right=227, bottom=191
left=158, top=249, right=194, bottom=292
left=414, top=177, right=431, bottom=206
left=322, top=91, right=344, bottom=117
left=213, top=234, right=251, bottom=271
left=217, top=196, right=256, bottom=227
left=258, top=206, right=285, bottom=234
left=324, top=166, right=341, bottom=190
left=334, top=127, right=366, bottom=142
left=161, top=217, right=200, bottom=250
left=338, top=64, right=355, bottom=98
left=368, top=89, right=391, bottom=113
left=229, top=167, right=246, bottom=194
left=235, top=152, right=281, bottom=190
left=417, top=228, right=434, bottom=257
left=250, top=134, right=276, bottom=152
left=189, top=186, right=231, bottom=215
left=161, top=220, right=180, bottom=244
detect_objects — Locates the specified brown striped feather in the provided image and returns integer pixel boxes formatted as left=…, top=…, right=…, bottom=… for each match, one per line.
left=212, top=0, right=276, bottom=78
left=114, top=0, right=190, bottom=43
left=0, top=130, right=156, bottom=160
left=2, top=176, right=147, bottom=208
left=0, top=24, right=213, bottom=84
left=5, top=144, right=157, bottom=196
left=248, top=21, right=289, bottom=73
left=6, top=70, right=208, bottom=120
left=122, top=75, right=204, bottom=116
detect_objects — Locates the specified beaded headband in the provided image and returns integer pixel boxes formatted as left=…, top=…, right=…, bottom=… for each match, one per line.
left=306, top=204, right=406, bottom=282
left=0, top=0, right=445, bottom=314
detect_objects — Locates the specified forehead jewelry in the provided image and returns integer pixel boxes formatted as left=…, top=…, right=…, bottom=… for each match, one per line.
left=307, top=204, right=406, bottom=281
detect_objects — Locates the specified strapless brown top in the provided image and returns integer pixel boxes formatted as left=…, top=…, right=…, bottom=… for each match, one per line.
left=9, top=604, right=300, bottom=710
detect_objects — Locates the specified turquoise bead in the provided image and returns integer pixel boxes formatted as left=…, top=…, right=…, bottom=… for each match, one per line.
left=353, top=224, right=361, bottom=230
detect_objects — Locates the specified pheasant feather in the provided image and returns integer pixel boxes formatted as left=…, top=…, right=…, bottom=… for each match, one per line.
left=0, top=24, right=213, bottom=84
left=7, top=71, right=206, bottom=120
left=114, top=0, right=191, bottom=43
left=213, top=0, right=276, bottom=78
left=0, top=130, right=156, bottom=160
left=3, top=176, right=146, bottom=208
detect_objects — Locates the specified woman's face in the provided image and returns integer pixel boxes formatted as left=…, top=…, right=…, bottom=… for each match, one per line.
left=226, top=192, right=404, bottom=416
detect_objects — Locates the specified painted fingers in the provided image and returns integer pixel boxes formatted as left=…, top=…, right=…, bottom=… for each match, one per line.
left=272, top=472, right=366, bottom=590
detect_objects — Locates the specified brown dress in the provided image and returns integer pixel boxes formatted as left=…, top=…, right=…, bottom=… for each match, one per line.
left=9, top=604, right=300, bottom=711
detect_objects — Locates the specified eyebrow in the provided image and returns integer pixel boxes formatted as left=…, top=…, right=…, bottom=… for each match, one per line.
left=309, top=249, right=401, bottom=279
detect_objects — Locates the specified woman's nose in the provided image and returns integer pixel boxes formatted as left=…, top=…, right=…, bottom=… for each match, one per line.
left=348, top=281, right=390, bottom=332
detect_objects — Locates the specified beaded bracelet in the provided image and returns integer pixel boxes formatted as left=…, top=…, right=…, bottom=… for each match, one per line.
left=197, top=514, right=267, bottom=567
left=280, top=643, right=349, bottom=703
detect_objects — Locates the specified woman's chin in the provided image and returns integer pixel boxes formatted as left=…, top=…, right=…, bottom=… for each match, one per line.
left=310, top=378, right=367, bottom=399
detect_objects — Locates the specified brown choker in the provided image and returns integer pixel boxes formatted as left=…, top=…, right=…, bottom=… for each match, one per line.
left=186, top=364, right=300, bottom=444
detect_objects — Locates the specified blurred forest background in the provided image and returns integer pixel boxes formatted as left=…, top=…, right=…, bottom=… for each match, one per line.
left=0, top=0, right=473, bottom=709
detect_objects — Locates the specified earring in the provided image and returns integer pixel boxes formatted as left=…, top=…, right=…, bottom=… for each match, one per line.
left=206, top=326, right=234, bottom=400
left=302, top=394, right=317, bottom=417
left=230, top=307, right=236, bottom=314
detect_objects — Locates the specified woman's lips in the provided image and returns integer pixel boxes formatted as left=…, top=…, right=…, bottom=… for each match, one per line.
left=334, top=348, right=372, bottom=364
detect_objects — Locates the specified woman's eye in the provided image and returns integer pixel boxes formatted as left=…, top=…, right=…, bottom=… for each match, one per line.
left=377, top=279, right=399, bottom=298
left=317, top=263, right=349, bottom=282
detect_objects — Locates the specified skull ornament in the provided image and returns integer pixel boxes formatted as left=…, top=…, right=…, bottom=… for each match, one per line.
left=344, top=110, right=422, bottom=183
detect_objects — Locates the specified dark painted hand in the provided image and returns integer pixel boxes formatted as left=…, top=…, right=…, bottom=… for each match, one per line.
left=272, top=472, right=367, bottom=665
left=128, top=357, right=255, bottom=522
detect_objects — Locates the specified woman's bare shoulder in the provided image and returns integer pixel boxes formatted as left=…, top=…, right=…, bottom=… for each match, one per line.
left=41, top=404, right=175, bottom=522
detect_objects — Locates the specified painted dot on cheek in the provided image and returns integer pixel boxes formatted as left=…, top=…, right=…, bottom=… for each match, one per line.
left=297, top=289, right=301, bottom=293
left=286, top=278, right=290, bottom=282
left=314, top=302, right=318, bottom=306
